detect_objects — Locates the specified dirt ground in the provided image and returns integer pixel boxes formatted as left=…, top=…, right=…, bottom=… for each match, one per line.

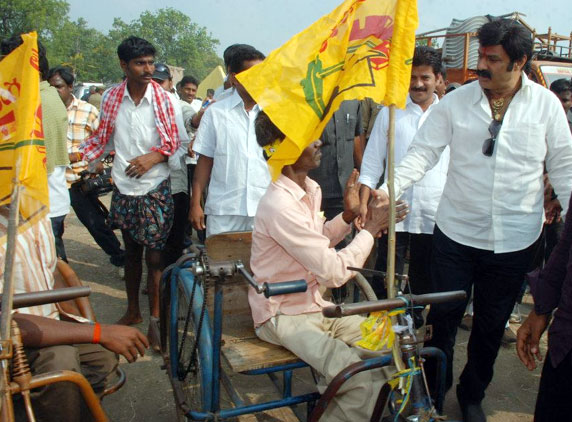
left=62, top=194, right=546, bottom=422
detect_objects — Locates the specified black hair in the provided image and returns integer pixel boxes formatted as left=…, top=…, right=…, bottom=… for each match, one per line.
left=228, top=45, right=265, bottom=74
left=180, top=75, right=199, bottom=87
left=1, top=34, right=49, bottom=80
left=412, top=46, right=443, bottom=76
left=550, top=78, right=572, bottom=95
left=478, top=19, right=533, bottom=71
left=207, top=88, right=215, bottom=96
left=117, top=36, right=156, bottom=63
left=47, top=66, right=75, bottom=86
left=223, top=43, right=251, bottom=69
left=255, top=111, right=285, bottom=148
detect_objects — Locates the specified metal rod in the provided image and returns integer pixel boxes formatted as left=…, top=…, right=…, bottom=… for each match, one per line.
left=9, top=370, right=108, bottom=421
left=322, top=291, right=467, bottom=318
left=1, top=157, right=22, bottom=342
left=0, top=287, right=91, bottom=311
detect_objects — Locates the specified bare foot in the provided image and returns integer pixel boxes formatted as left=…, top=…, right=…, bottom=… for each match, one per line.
left=116, top=313, right=143, bottom=326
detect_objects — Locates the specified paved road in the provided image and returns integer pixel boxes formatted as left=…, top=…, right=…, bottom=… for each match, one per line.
left=62, top=196, right=543, bottom=421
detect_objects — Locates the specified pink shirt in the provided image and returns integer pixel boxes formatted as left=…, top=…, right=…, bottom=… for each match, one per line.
left=249, top=175, right=374, bottom=327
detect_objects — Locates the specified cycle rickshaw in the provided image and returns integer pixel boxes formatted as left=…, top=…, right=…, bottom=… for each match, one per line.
left=158, top=231, right=465, bottom=421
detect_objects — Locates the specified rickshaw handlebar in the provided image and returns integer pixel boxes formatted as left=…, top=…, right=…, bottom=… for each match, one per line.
left=322, top=290, right=467, bottom=318
left=236, top=262, right=307, bottom=298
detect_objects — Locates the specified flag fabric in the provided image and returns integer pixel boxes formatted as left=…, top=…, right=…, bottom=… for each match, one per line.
left=237, top=0, right=418, bottom=179
left=0, top=31, right=49, bottom=241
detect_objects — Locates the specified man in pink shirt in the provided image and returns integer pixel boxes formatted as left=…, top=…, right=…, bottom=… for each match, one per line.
left=249, top=112, right=408, bottom=422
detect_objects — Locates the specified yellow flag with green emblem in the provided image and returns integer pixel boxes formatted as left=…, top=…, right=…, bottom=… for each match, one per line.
left=237, top=0, right=418, bottom=179
left=0, top=32, right=49, bottom=240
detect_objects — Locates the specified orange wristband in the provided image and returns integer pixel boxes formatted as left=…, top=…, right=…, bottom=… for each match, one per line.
left=91, top=322, right=101, bottom=344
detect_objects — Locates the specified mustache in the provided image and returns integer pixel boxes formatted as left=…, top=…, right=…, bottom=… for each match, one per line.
left=476, top=69, right=492, bottom=79
left=410, top=87, right=427, bottom=92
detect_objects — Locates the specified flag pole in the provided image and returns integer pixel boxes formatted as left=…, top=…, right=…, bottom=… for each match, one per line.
left=386, top=105, right=397, bottom=299
left=0, top=157, right=22, bottom=413
left=386, top=105, right=406, bottom=373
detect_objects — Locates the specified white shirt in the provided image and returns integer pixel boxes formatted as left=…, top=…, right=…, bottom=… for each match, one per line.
left=360, top=94, right=449, bottom=234
left=48, top=166, right=70, bottom=218
left=381, top=73, right=572, bottom=253
left=110, top=84, right=185, bottom=196
left=166, top=92, right=190, bottom=195
left=193, top=89, right=270, bottom=217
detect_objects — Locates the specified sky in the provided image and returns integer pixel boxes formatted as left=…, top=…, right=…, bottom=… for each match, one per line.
left=67, top=0, right=571, bottom=57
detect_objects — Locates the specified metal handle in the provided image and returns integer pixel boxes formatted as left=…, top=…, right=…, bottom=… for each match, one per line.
left=236, top=262, right=307, bottom=297
left=0, top=287, right=92, bottom=311
left=263, top=280, right=307, bottom=298
left=322, top=290, right=467, bottom=318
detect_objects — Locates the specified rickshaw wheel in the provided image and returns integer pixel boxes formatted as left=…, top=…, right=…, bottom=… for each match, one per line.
left=165, top=276, right=205, bottom=421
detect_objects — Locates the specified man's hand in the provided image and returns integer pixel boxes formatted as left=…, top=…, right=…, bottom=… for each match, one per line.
left=126, top=151, right=166, bottom=178
left=190, top=203, right=206, bottom=231
left=187, top=136, right=196, bottom=158
left=342, top=169, right=361, bottom=223
left=544, top=198, right=562, bottom=225
left=363, top=198, right=408, bottom=237
left=100, top=324, right=149, bottom=363
left=516, top=310, right=549, bottom=370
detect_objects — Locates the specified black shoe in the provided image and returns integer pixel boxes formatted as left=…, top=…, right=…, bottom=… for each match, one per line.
left=456, top=385, right=486, bottom=422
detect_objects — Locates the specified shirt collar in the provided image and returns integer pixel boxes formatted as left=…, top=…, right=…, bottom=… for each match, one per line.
left=67, top=95, right=80, bottom=111
left=472, top=71, right=532, bottom=105
left=123, top=82, right=153, bottom=104
left=406, top=93, right=439, bottom=110
left=274, top=174, right=320, bottom=202
left=226, top=88, right=260, bottom=112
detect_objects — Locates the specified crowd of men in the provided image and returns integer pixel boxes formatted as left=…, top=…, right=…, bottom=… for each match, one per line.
left=1, top=16, right=572, bottom=422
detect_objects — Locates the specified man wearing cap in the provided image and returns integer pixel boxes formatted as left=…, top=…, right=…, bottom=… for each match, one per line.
left=81, top=38, right=186, bottom=347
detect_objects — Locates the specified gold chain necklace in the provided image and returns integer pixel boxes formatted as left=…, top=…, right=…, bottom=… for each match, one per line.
left=490, top=98, right=505, bottom=121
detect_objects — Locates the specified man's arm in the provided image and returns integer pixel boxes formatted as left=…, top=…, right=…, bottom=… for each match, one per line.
left=357, top=110, right=388, bottom=225
left=189, top=155, right=213, bottom=231
left=13, top=313, right=148, bottom=363
left=545, top=99, right=572, bottom=216
left=517, top=195, right=572, bottom=370
left=376, top=100, right=451, bottom=201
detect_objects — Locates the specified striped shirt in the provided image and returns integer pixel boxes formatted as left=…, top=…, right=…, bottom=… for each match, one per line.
left=0, top=212, right=59, bottom=319
left=66, top=96, right=99, bottom=185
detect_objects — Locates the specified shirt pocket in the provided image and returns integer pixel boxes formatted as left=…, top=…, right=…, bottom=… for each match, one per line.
left=503, top=122, right=546, bottom=165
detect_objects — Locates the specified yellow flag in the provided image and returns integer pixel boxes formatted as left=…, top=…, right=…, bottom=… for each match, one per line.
left=238, top=0, right=418, bottom=179
left=0, top=32, right=49, bottom=240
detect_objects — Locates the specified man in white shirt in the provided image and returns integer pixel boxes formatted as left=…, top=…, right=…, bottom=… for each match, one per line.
left=359, top=46, right=449, bottom=298
left=373, top=20, right=572, bottom=421
left=191, top=45, right=270, bottom=237
left=81, top=37, right=185, bottom=343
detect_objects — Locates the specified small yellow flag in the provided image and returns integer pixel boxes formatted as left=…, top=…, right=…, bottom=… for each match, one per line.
left=0, top=32, right=49, bottom=240
left=238, top=0, right=418, bottom=179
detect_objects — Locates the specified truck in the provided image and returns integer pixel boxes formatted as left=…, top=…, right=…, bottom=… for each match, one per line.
left=416, top=12, right=572, bottom=88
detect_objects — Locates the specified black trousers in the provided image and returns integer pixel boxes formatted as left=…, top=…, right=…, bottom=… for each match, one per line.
left=50, top=215, right=67, bottom=262
left=534, top=350, right=572, bottom=422
left=424, top=225, right=537, bottom=403
left=373, top=232, right=433, bottom=298
left=163, top=192, right=190, bottom=267
left=69, top=183, right=123, bottom=260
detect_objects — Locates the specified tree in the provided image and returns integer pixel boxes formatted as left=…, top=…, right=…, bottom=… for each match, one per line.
left=48, top=18, right=121, bottom=83
left=0, top=0, right=69, bottom=40
left=109, top=8, right=222, bottom=80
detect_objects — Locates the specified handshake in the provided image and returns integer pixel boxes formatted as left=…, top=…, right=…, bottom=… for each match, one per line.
left=343, top=169, right=408, bottom=237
